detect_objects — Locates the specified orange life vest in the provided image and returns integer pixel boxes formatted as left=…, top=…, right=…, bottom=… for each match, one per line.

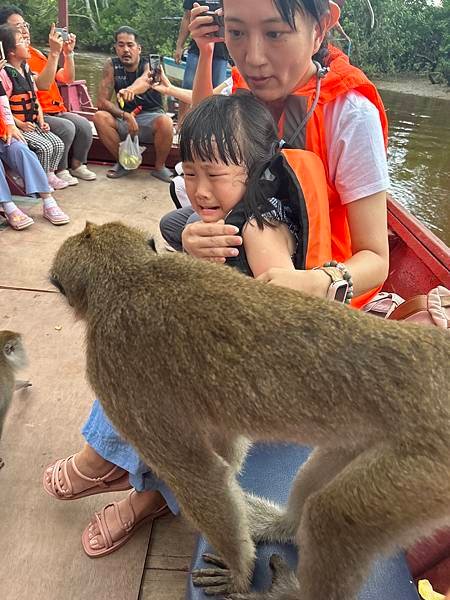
left=0, top=113, right=7, bottom=140
left=28, top=47, right=67, bottom=114
left=232, top=45, right=389, bottom=307
left=4, top=64, right=39, bottom=123
left=0, top=82, right=9, bottom=140
left=225, top=149, right=332, bottom=276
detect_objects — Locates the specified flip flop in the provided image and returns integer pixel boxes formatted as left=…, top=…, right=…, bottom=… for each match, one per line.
left=106, top=163, right=133, bottom=179
left=151, top=167, right=173, bottom=183
left=81, top=491, right=170, bottom=558
left=43, top=455, right=132, bottom=500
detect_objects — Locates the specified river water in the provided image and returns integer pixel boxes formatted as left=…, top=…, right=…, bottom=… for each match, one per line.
left=74, top=52, right=450, bottom=246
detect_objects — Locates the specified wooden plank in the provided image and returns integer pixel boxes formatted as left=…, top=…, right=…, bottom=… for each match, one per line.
left=0, top=165, right=174, bottom=290
left=0, top=289, right=150, bottom=600
left=145, top=514, right=197, bottom=570
left=139, top=569, right=188, bottom=600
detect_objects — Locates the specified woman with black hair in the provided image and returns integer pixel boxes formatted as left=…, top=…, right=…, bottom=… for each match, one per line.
left=166, top=0, right=389, bottom=309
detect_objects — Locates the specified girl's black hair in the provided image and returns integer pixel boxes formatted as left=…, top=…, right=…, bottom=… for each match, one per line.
left=221, top=0, right=331, bottom=64
left=0, top=24, right=19, bottom=57
left=179, top=92, right=280, bottom=229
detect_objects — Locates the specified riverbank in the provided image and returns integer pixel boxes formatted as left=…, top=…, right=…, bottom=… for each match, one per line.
left=374, top=74, right=450, bottom=101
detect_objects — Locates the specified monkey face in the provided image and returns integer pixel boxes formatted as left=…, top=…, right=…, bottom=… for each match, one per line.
left=0, top=331, right=28, bottom=371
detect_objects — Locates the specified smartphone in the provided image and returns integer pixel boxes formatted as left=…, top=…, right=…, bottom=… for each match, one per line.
left=149, top=54, right=162, bottom=84
left=0, top=41, right=4, bottom=62
left=55, top=27, right=69, bottom=42
left=203, top=1, right=225, bottom=38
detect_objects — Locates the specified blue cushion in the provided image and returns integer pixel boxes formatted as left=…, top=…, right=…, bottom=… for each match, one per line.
left=186, top=443, right=419, bottom=600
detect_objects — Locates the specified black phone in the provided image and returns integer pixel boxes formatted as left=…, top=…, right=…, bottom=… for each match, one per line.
left=149, top=54, right=162, bottom=84
left=199, top=1, right=225, bottom=38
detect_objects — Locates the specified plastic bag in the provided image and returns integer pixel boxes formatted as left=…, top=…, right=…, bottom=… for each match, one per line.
left=118, top=134, right=145, bottom=170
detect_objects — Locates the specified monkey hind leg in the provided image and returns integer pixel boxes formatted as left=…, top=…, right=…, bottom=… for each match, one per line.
left=296, top=444, right=450, bottom=600
left=245, top=446, right=360, bottom=545
left=141, top=435, right=256, bottom=595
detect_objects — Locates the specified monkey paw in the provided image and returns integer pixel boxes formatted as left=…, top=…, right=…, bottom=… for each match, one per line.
left=192, top=553, right=244, bottom=596
left=226, top=555, right=299, bottom=600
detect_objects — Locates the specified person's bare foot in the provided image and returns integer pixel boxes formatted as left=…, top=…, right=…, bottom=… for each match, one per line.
left=44, top=444, right=128, bottom=497
left=86, top=490, right=168, bottom=552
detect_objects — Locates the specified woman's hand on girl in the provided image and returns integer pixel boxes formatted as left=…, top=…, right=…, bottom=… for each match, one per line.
left=189, top=3, right=223, bottom=53
left=256, top=267, right=331, bottom=298
left=0, top=59, right=6, bottom=71
left=182, top=219, right=243, bottom=262
left=6, top=124, right=26, bottom=144
left=18, top=121, right=36, bottom=133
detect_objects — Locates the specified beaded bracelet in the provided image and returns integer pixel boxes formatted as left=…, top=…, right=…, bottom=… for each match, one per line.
left=323, top=260, right=354, bottom=304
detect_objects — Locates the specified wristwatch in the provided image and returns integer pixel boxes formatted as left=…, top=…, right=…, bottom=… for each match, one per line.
left=316, top=266, right=349, bottom=303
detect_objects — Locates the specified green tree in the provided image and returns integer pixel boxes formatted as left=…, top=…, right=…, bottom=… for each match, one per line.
left=435, top=0, right=450, bottom=84
left=339, top=0, right=441, bottom=76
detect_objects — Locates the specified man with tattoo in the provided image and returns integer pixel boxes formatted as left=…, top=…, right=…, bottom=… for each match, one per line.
left=94, top=26, right=173, bottom=181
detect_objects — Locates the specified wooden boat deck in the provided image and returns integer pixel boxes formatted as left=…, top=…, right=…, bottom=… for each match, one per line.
left=1, top=165, right=449, bottom=599
left=0, top=165, right=196, bottom=600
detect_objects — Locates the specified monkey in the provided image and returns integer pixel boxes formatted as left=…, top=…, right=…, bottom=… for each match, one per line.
left=50, top=221, right=450, bottom=600
left=0, top=331, right=28, bottom=469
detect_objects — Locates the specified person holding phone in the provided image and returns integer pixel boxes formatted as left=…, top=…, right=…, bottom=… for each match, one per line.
left=161, top=0, right=390, bottom=309
left=174, top=0, right=229, bottom=124
left=94, top=26, right=173, bottom=182
left=0, top=5, right=96, bottom=185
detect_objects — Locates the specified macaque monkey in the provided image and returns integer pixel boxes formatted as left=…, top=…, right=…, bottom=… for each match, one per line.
left=50, top=222, right=450, bottom=600
left=0, top=331, right=28, bottom=469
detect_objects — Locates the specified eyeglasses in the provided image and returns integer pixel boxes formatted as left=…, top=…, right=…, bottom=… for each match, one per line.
left=15, top=22, right=30, bottom=31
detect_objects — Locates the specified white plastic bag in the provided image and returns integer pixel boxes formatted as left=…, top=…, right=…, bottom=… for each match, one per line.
left=118, top=134, right=145, bottom=170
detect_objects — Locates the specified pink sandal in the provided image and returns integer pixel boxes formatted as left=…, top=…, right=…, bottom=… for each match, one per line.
left=43, top=455, right=132, bottom=500
left=82, top=491, right=170, bottom=558
left=5, top=208, right=34, bottom=230
left=43, top=205, right=70, bottom=225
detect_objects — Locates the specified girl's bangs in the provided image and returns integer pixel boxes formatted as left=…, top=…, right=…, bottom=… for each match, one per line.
left=180, top=106, right=244, bottom=166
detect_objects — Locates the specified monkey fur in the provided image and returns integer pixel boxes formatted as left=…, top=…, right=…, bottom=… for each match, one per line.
left=50, top=222, right=450, bottom=600
left=0, top=331, right=28, bottom=469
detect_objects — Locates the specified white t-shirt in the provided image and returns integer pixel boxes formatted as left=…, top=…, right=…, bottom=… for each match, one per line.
left=323, top=90, right=390, bottom=204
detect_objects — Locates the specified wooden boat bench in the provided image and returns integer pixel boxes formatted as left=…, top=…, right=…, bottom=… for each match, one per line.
left=186, top=443, right=420, bottom=600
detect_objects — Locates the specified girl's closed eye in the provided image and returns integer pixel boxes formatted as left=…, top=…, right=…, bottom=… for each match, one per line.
left=207, top=171, right=229, bottom=178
